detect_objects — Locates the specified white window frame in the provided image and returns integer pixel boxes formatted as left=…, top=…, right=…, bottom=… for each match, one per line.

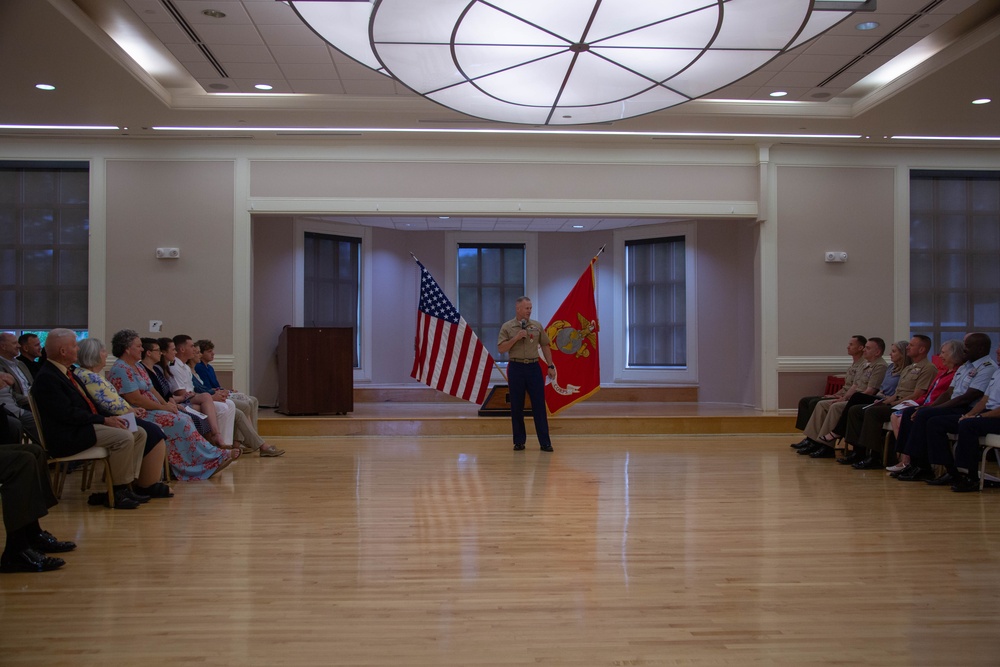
left=292, top=218, right=372, bottom=382
left=613, top=222, right=698, bottom=384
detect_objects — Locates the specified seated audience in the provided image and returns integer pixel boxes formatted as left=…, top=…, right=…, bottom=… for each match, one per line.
left=1, top=440, right=76, bottom=573
left=891, top=334, right=995, bottom=481
left=155, top=337, right=232, bottom=446
left=790, top=335, right=866, bottom=449
left=839, top=335, right=937, bottom=470
left=195, top=338, right=260, bottom=429
left=29, top=329, right=148, bottom=510
left=108, top=329, right=238, bottom=481
left=172, top=335, right=283, bottom=458
left=798, top=337, right=888, bottom=458
left=73, top=338, right=172, bottom=499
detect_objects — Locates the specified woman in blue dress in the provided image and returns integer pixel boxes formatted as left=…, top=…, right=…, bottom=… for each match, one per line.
left=108, top=330, right=238, bottom=481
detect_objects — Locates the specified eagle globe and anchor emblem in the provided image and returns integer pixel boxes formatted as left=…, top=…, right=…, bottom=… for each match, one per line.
left=545, top=314, right=598, bottom=397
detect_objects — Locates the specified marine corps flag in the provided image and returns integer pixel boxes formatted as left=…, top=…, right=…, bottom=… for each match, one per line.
left=540, top=257, right=600, bottom=415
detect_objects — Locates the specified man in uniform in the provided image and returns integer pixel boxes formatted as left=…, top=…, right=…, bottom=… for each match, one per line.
left=498, top=297, right=557, bottom=452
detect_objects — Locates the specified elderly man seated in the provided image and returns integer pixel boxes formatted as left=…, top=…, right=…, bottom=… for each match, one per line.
left=0, top=332, right=39, bottom=443
left=30, top=329, right=148, bottom=510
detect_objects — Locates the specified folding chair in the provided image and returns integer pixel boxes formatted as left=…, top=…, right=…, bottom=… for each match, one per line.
left=27, top=393, right=115, bottom=507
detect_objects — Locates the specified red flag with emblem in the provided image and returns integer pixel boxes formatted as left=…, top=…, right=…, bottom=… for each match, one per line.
left=540, top=258, right=600, bottom=415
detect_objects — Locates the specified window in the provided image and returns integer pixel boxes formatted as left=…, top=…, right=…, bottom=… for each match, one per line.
left=625, top=236, right=687, bottom=367
left=0, top=164, right=89, bottom=334
left=303, top=232, right=361, bottom=366
left=457, top=243, right=525, bottom=361
left=910, top=171, right=1000, bottom=346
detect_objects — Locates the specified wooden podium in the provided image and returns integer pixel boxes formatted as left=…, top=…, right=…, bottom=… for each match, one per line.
left=277, top=326, right=353, bottom=415
left=478, top=384, right=534, bottom=417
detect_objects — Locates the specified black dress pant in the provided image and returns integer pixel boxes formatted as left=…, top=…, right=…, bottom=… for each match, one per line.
left=0, top=442, right=58, bottom=533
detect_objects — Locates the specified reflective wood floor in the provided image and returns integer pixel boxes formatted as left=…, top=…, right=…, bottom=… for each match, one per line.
left=3, top=435, right=1000, bottom=666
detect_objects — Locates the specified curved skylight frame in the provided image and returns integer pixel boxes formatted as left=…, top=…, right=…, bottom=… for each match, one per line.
left=290, top=0, right=856, bottom=125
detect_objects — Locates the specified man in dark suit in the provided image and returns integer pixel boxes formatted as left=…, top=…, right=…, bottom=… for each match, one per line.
left=30, top=329, right=147, bottom=510
left=1, top=410, right=76, bottom=572
left=15, top=333, right=43, bottom=377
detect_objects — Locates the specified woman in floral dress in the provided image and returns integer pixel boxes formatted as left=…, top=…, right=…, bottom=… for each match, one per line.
left=108, top=329, right=238, bottom=481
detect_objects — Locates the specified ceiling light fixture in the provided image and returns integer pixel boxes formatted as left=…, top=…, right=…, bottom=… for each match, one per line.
left=202, top=9, right=226, bottom=19
left=855, top=21, right=879, bottom=30
left=254, top=84, right=274, bottom=91
left=972, top=98, right=992, bottom=105
left=288, top=0, right=857, bottom=125
left=769, top=91, right=788, bottom=97
left=891, top=135, right=1000, bottom=142
left=0, top=124, right=120, bottom=131
left=152, top=125, right=862, bottom=140
left=35, top=84, right=56, bottom=91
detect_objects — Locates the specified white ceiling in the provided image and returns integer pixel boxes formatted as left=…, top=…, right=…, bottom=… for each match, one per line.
left=1, top=0, right=999, bottom=231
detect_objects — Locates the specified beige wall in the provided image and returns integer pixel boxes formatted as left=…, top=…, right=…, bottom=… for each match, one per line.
left=776, top=165, right=896, bottom=357
left=3, top=136, right=999, bottom=411
left=105, top=159, right=235, bottom=347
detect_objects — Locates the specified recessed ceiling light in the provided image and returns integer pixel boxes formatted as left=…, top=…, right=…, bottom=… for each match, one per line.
left=572, top=225, right=585, bottom=229
left=35, top=84, right=55, bottom=91
left=769, top=91, right=788, bottom=97
left=254, top=84, right=273, bottom=91
left=202, top=9, right=226, bottom=18
left=972, top=98, right=992, bottom=105
left=438, top=216, right=450, bottom=219
left=856, top=21, right=879, bottom=31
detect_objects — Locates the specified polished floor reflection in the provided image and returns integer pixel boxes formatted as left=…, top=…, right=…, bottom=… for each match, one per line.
left=2, top=436, right=999, bottom=666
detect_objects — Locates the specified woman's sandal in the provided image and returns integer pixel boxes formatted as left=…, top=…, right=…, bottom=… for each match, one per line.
left=819, top=433, right=840, bottom=445
left=213, top=448, right=242, bottom=476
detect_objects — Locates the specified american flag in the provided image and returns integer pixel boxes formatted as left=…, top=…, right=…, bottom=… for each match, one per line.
left=411, top=261, right=495, bottom=404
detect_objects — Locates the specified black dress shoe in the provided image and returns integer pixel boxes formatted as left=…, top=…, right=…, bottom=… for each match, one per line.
left=852, top=456, right=880, bottom=470
left=134, top=482, right=174, bottom=498
left=790, top=438, right=810, bottom=448
left=112, top=489, right=141, bottom=510
left=123, top=487, right=151, bottom=504
left=837, top=452, right=862, bottom=465
left=28, top=530, right=76, bottom=554
left=925, top=473, right=954, bottom=486
left=797, top=443, right=821, bottom=455
left=809, top=445, right=836, bottom=459
left=513, top=443, right=525, bottom=451
left=0, top=547, right=66, bottom=573
left=897, top=466, right=932, bottom=482
left=889, top=465, right=913, bottom=479
left=951, top=475, right=981, bottom=493
left=540, top=445, right=554, bottom=452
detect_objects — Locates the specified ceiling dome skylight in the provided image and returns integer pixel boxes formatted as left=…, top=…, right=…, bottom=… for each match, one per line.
left=291, top=0, right=855, bottom=125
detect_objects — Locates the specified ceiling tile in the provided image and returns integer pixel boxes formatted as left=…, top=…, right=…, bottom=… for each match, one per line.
left=269, top=46, right=334, bottom=65
left=221, top=63, right=284, bottom=79
left=212, top=44, right=275, bottom=64
left=193, top=24, right=265, bottom=46
left=288, top=80, right=346, bottom=94
left=243, top=0, right=304, bottom=25
left=124, top=0, right=176, bottom=24
left=145, top=22, right=192, bottom=45
left=279, top=63, right=339, bottom=80
left=257, top=23, right=325, bottom=47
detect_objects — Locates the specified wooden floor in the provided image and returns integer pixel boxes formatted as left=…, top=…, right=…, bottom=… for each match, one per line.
left=3, top=434, right=1000, bottom=666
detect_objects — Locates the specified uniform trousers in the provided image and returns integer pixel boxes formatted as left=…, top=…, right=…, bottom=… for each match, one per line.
left=845, top=403, right=893, bottom=457
left=896, top=406, right=966, bottom=467
left=795, top=395, right=826, bottom=431
left=946, top=417, right=1000, bottom=475
left=507, top=361, right=551, bottom=448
